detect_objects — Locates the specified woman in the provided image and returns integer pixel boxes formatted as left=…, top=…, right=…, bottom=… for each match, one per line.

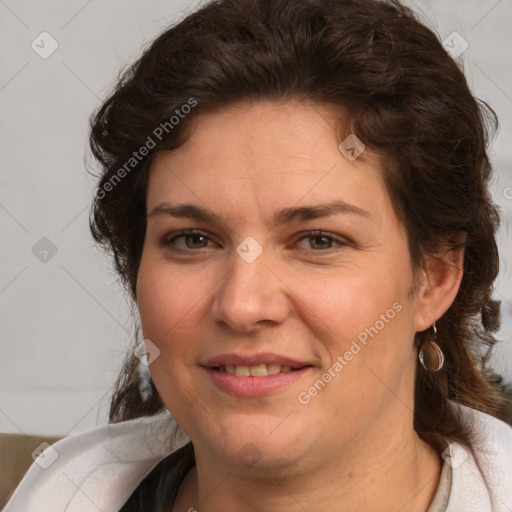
left=5, top=0, right=512, bottom=510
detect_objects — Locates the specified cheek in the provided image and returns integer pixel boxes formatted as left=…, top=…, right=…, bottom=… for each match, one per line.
left=289, top=261, right=408, bottom=347
left=291, top=258, right=415, bottom=399
left=136, top=258, right=208, bottom=427
left=136, top=256, right=211, bottom=341
left=295, top=273, right=415, bottom=431
left=135, top=256, right=221, bottom=402
left=136, top=268, right=171, bottom=341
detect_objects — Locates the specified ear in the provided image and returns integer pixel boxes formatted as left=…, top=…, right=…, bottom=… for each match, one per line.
left=413, top=233, right=466, bottom=332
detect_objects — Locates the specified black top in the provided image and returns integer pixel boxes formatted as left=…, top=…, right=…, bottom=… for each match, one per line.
left=119, top=442, right=195, bottom=512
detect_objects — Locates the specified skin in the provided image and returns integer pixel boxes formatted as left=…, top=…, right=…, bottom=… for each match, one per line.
left=136, top=100, right=464, bottom=511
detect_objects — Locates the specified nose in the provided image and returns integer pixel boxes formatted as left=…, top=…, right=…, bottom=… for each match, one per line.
left=210, top=245, right=290, bottom=333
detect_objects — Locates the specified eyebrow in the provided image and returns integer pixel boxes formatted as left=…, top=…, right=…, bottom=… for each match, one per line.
left=147, top=201, right=372, bottom=228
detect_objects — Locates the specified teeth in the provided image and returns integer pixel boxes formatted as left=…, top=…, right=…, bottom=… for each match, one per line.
left=267, top=364, right=281, bottom=375
left=221, top=363, right=296, bottom=377
left=250, top=364, right=268, bottom=377
left=235, top=365, right=250, bottom=377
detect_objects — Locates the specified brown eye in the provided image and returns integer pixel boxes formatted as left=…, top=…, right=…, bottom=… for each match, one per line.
left=162, top=230, right=215, bottom=250
left=309, top=235, right=334, bottom=250
left=181, top=234, right=209, bottom=249
left=295, top=231, right=348, bottom=251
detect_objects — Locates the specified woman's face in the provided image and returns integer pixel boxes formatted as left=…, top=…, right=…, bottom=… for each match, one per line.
left=136, top=101, right=432, bottom=473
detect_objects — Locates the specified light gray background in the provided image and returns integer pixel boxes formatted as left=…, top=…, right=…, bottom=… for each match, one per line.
left=1, top=0, right=511, bottom=436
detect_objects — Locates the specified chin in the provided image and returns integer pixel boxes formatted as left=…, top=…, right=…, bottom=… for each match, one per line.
left=194, top=414, right=312, bottom=472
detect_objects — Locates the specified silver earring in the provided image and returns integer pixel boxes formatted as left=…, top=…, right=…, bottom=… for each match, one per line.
left=419, top=322, right=444, bottom=372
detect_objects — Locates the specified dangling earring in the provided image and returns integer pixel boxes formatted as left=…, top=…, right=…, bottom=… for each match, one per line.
left=419, top=322, right=444, bottom=372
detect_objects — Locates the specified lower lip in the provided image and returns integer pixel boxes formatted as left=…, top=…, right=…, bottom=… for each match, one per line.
left=204, top=367, right=311, bottom=397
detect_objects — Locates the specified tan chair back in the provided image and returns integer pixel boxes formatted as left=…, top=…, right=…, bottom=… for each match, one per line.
left=0, top=433, right=63, bottom=509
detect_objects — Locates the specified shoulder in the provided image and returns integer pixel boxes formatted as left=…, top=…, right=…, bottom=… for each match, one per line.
left=445, top=402, right=512, bottom=512
left=3, top=413, right=183, bottom=512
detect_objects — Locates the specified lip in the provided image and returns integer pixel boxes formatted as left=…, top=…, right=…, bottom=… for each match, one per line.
left=201, top=352, right=314, bottom=397
left=204, top=366, right=312, bottom=397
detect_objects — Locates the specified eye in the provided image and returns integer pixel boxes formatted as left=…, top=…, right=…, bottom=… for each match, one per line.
left=162, top=230, right=217, bottom=250
left=161, top=230, right=349, bottom=253
left=294, top=231, right=349, bottom=251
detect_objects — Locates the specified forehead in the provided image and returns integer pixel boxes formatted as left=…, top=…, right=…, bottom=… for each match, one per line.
left=146, top=101, right=392, bottom=229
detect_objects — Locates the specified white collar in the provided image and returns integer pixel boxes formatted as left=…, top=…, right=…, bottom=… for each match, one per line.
left=5, top=412, right=183, bottom=511
left=4, top=404, right=512, bottom=511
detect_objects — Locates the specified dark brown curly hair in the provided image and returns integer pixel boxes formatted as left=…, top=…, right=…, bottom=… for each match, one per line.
left=88, top=0, right=511, bottom=495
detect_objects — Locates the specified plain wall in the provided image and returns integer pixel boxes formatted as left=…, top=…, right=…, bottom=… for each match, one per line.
left=1, top=0, right=511, bottom=436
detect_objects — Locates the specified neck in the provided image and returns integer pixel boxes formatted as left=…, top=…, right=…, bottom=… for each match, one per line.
left=173, top=425, right=442, bottom=512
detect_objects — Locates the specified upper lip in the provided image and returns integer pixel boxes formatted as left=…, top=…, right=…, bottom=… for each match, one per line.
left=202, top=353, right=313, bottom=369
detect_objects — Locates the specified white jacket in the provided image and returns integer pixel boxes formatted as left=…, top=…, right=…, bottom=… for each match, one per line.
left=4, top=404, right=512, bottom=511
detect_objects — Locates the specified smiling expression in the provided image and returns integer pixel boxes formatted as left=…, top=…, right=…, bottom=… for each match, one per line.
left=136, top=100, right=429, bottom=472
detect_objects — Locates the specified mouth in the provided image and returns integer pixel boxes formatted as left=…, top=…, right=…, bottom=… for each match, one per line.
left=211, top=363, right=310, bottom=377
left=202, top=356, right=314, bottom=397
